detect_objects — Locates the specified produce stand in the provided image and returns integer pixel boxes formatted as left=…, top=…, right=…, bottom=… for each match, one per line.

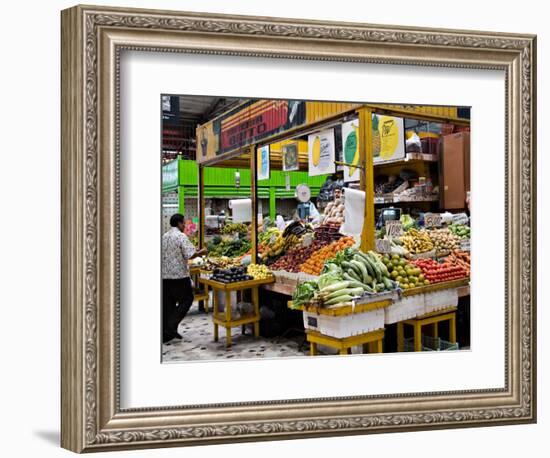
left=192, top=99, right=471, bottom=353
left=198, top=276, right=275, bottom=347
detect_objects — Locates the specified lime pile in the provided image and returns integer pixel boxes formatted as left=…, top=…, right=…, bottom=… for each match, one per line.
left=380, top=254, right=430, bottom=290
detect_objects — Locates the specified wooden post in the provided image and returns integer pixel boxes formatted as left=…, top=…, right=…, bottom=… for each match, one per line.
left=414, top=322, right=422, bottom=352
left=213, top=291, right=219, bottom=342
left=449, top=314, right=457, bottom=343
left=225, top=291, right=232, bottom=347
left=198, top=164, right=205, bottom=249
left=250, top=145, right=258, bottom=264
left=252, top=286, right=260, bottom=337
left=397, top=322, right=404, bottom=352
left=358, top=107, right=375, bottom=252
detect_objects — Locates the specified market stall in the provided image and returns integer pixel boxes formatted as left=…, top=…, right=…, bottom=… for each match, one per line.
left=192, top=99, right=471, bottom=353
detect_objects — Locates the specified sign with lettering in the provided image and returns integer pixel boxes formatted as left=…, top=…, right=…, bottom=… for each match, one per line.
left=308, top=129, right=336, bottom=177
left=375, top=238, right=392, bottom=253
left=385, top=220, right=403, bottom=238
left=424, top=213, right=442, bottom=228
left=460, top=239, right=471, bottom=251
left=372, top=114, right=405, bottom=163
left=196, top=99, right=306, bottom=164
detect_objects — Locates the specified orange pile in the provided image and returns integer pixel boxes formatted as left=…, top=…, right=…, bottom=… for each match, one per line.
left=300, top=236, right=355, bottom=276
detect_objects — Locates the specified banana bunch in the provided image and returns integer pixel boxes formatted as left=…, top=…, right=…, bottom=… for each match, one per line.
left=400, top=228, right=434, bottom=254
left=283, top=233, right=302, bottom=251
left=264, top=233, right=285, bottom=258
left=258, top=227, right=281, bottom=244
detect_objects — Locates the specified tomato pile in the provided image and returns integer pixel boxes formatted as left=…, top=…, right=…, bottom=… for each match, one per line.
left=411, top=258, right=468, bottom=284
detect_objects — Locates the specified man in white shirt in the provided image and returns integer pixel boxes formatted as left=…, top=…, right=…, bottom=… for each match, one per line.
left=162, top=214, right=207, bottom=343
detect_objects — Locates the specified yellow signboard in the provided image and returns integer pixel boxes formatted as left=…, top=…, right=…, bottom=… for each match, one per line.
left=372, top=114, right=405, bottom=163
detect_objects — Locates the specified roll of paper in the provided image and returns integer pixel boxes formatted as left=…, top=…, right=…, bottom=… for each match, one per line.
left=340, top=188, right=365, bottom=236
left=229, top=198, right=252, bottom=223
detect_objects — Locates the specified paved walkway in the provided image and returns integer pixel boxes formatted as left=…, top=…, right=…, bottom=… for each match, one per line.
left=162, top=306, right=308, bottom=362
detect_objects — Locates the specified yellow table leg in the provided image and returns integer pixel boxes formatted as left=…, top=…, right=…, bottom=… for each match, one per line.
left=397, top=322, right=404, bottom=352
left=449, top=314, right=456, bottom=343
left=213, top=289, right=219, bottom=342
left=414, top=323, right=422, bottom=352
left=225, top=291, right=232, bottom=347
left=204, top=286, right=209, bottom=313
left=252, top=287, right=260, bottom=338
left=310, top=342, right=318, bottom=356
left=376, top=338, right=383, bottom=353
left=339, top=348, right=350, bottom=355
left=433, top=322, right=439, bottom=339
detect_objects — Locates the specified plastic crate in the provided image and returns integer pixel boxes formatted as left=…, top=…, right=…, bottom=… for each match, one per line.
left=303, top=308, right=385, bottom=338
left=403, top=335, right=459, bottom=352
left=385, top=294, right=425, bottom=324
left=424, top=288, right=458, bottom=314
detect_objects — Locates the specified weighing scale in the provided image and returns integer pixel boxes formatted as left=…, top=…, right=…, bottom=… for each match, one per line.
left=376, top=206, right=401, bottom=230
left=295, top=184, right=312, bottom=221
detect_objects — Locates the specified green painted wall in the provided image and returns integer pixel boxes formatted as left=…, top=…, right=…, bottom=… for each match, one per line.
left=163, top=158, right=328, bottom=217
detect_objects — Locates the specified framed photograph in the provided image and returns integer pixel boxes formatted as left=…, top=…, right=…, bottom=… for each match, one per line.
left=61, top=4, right=536, bottom=453
left=282, top=142, right=300, bottom=171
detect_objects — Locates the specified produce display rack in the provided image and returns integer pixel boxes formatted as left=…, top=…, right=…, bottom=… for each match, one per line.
left=194, top=101, right=470, bottom=307
left=199, top=276, right=275, bottom=347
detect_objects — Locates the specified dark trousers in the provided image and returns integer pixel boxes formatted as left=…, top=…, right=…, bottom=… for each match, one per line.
left=162, top=277, right=194, bottom=340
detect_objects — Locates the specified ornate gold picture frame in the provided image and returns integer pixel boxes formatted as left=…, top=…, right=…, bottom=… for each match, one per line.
left=61, top=4, right=536, bottom=452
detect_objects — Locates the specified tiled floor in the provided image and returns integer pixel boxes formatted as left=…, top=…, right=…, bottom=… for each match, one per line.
left=162, top=306, right=309, bottom=362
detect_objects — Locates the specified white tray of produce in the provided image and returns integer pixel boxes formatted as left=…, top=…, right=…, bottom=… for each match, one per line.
left=303, top=308, right=385, bottom=338
left=385, top=294, right=425, bottom=324
left=424, top=288, right=458, bottom=314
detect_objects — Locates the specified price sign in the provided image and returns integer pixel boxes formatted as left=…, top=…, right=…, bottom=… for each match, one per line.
left=460, top=239, right=471, bottom=251
left=375, top=239, right=392, bottom=253
left=385, top=220, right=403, bottom=238
left=424, top=213, right=442, bottom=228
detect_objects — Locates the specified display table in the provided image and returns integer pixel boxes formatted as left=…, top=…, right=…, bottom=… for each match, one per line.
left=289, top=278, right=468, bottom=354
left=397, top=306, right=457, bottom=352
left=189, top=266, right=210, bottom=312
left=199, top=276, right=275, bottom=347
left=306, top=328, right=385, bottom=356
